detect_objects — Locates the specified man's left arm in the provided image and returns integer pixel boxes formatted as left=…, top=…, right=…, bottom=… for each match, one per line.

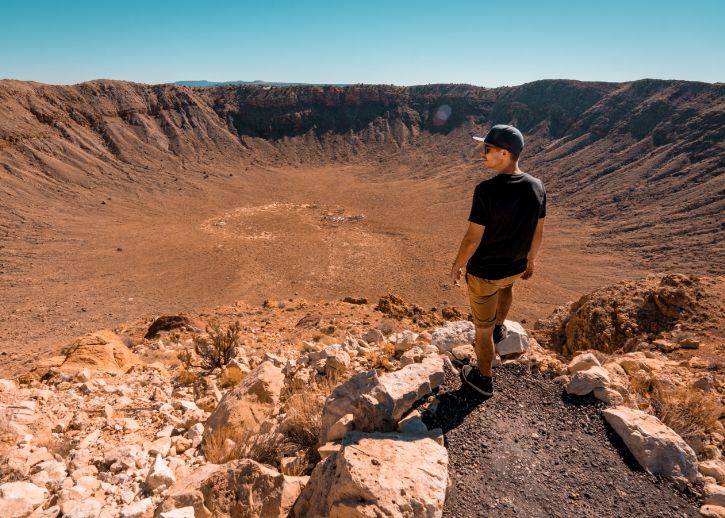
left=522, top=218, right=545, bottom=280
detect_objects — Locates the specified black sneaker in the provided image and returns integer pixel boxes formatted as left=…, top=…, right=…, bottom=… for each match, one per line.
left=460, top=365, right=494, bottom=396
left=493, top=323, right=508, bottom=344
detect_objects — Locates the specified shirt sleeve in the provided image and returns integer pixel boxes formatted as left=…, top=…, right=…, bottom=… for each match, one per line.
left=468, top=186, right=488, bottom=226
left=539, top=188, right=547, bottom=219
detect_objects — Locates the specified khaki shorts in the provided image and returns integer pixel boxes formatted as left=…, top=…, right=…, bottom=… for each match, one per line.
left=466, top=272, right=522, bottom=328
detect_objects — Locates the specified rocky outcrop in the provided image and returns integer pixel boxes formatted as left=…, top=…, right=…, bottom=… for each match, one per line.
left=534, top=275, right=707, bottom=356
left=58, top=330, right=141, bottom=375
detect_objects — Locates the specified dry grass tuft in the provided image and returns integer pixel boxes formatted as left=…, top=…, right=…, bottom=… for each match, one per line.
left=177, top=368, right=199, bottom=386
left=35, top=434, right=74, bottom=458
left=651, top=385, right=722, bottom=440
left=203, top=427, right=295, bottom=466
left=279, top=370, right=348, bottom=458
left=219, top=368, right=246, bottom=388
left=629, top=374, right=722, bottom=439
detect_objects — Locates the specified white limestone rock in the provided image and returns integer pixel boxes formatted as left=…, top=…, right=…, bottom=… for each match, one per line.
left=0, top=481, right=48, bottom=507
left=704, top=483, right=725, bottom=507
left=156, top=460, right=306, bottom=518
left=0, top=379, right=17, bottom=393
left=592, top=386, right=624, bottom=406
left=389, top=330, right=419, bottom=353
left=431, top=321, right=474, bottom=353
left=495, top=320, right=530, bottom=357
left=326, top=414, right=354, bottom=443
left=159, top=508, right=196, bottom=518
left=565, top=366, right=610, bottom=395
left=700, top=460, right=725, bottom=483
left=567, top=352, right=601, bottom=374
left=603, top=406, right=698, bottom=485
left=701, top=505, right=725, bottom=518
left=0, top=499, right=34, bottom=518
left=146, top=454, right=176, bottom=491
left=60, top=499, right=103, bottom=518
left=319, top=358, right=445, bottom=443
left=120, top=497, right=154, bottom=518
left=294, top=431, right=448, bottom=518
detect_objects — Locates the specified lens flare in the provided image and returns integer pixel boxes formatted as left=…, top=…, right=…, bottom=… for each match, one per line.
left=432, top=104, right=452, bottom=126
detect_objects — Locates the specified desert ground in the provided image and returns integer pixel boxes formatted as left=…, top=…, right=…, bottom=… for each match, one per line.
left=0, top=164, right=649, bottom=377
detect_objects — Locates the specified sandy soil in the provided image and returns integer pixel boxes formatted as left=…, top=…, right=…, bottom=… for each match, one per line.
left=0, top=165, right=648, bottom=377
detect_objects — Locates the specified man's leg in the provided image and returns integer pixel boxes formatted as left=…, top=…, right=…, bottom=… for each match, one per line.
left=473, top=324, right=495, bottom=376
left=495, top=285, right=513, bottom=325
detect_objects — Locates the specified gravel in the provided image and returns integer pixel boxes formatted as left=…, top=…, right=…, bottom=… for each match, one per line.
left=423, top=363, right=703, bottom=518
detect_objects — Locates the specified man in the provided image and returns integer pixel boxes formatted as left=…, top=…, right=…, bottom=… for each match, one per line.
left=450, top=124, right=546, bottom=397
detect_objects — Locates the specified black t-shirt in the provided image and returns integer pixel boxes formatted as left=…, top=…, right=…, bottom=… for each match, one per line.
left=467, top=172, right=546, bottom=280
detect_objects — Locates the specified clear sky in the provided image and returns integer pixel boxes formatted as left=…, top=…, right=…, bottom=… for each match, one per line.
left=1, top=0, right=723, bottom=86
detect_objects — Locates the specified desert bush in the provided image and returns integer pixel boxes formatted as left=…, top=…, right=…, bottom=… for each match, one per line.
left=193, top=321, right=241, bottom=370
left=280, top=370, right=347, bottom=453
left=177, top=367, right=199, bottom=386
left=219, top=368, right=246, bottom=388
left=363, top=341, right=397, bottom=371
left=651, top=384, right=722, bottom=440
left=629, top=374, right=722, bottom=439
left=203, top=427, right=295, bottom=466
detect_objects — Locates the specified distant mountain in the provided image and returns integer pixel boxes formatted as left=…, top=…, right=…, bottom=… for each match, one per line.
left=173, top=80, right=351, bottom=87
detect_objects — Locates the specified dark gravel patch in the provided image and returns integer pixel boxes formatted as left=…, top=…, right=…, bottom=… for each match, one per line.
left=422, top=363, right=703, bottom=518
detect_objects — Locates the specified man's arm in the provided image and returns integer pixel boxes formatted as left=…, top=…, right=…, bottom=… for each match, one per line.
left=522, top=218, right=545, bottom=280
left=450, top=222, right=485, bottom=286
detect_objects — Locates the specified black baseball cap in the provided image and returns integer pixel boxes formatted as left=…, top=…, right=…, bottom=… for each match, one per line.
left=473, top=124, right=524, bottom=155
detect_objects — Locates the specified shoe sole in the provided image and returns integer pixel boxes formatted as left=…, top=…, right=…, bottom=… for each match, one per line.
left=460, top=367, right=493, bottom=397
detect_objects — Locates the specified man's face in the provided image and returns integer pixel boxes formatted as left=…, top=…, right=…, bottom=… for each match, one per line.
left=480, top=143, right=508, bottom=170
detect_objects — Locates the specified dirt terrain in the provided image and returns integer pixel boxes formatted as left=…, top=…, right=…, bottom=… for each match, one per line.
left=0, top=164, right=647, bottom=377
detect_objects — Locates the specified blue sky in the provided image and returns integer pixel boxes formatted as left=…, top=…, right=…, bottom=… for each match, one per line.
left=1, top=0, right=723, bottom=86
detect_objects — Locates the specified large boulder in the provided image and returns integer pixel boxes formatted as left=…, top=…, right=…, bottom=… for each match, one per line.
left=319, top=357, right=445, bottom=443
left=602, top=406, right=698, bottom=485
left=293, top=431, right=448, bottom=518
left=59, top=330, right=141, bottom=375
left=203, top=361, right=283, bottom=446
left=156, top=460, right=306, bottom=518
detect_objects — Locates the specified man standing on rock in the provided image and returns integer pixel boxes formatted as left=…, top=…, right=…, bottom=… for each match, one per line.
left=450, top=124, right=546, bottom=396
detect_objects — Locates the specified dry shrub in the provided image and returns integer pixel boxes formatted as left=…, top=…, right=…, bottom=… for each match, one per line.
left=651, top=385, right=722, bottom=440
left=203, top=427, right=295, bottom=466
left=280, top=370, right=347, bottom=451
left=193, top=321, right=241, bottom=370
left=629, top=373, right=722, bottom=439
left=35, top=434, right=74, bottom=458
left=177, top=368, right=199, bottom=386
left=219, top=368, right=246, bottom=388
left=364, top=342, right=397, bottom=371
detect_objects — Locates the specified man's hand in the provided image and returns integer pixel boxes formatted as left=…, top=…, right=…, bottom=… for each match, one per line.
left=450, top=265, right=463, bottom=286
left=521, top=260, right=535, bottom=280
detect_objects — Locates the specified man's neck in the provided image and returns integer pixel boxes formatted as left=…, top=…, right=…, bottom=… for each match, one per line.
left=499, top=162, right=523, bottom=175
